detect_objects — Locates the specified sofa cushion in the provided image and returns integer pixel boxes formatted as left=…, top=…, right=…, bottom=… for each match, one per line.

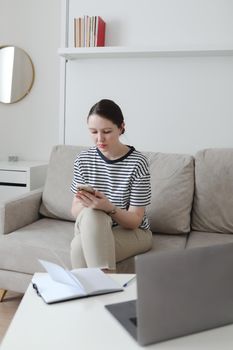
left=192, top=149, right=233, bottom=233
left=186, top=231, right=233, bottom=249
left=0, top=218, right=187, bottom=276
left=117, top=232, right=187, bottom=273
left=40, top=145, right=87, bottom=221
left=0, top=218, right=74, bottom=274
left=145, top=152, right=194, bottom=234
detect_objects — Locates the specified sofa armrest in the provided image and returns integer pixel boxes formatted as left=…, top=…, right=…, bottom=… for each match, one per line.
left=0, top=188, right=43, bottom=235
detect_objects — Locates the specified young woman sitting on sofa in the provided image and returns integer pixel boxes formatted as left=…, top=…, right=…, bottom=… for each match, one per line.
left=70, top=99, right=152, bottom=272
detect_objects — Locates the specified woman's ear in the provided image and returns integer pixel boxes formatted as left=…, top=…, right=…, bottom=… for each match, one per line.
left=119, top=122, right=125, bottom=135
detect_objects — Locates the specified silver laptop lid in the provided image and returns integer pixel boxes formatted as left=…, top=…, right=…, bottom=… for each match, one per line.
left=136, top=242, right=233, bottom=346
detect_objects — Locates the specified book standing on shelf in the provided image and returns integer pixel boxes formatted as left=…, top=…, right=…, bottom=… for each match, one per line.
left=74, top=15, right=106, bottom=48
left=95, top=16, right=105, bottom=47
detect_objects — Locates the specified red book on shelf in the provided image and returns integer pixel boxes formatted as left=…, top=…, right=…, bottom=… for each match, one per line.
left=95, top=16, right=106, bottom=47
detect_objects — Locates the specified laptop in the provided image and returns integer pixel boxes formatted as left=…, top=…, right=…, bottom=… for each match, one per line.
left=105, top=242, right=233, bottom=346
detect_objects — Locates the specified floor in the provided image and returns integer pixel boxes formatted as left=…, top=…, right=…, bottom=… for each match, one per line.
left=0, top=291, right=23, bottom=344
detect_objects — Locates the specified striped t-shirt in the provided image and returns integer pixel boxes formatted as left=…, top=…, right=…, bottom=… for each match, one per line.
left=70, top=146, right=151, bottom=229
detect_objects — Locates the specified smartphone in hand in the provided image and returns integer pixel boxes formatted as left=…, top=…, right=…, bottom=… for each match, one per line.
left=77, top=184, right=95, bottom=194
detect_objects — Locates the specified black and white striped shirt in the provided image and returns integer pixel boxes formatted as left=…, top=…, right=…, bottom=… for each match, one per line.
left=71, top=146, right=151, bottom=229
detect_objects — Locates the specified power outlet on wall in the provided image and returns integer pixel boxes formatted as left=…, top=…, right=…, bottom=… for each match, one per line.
left=8, top=155, right=19, bottom=162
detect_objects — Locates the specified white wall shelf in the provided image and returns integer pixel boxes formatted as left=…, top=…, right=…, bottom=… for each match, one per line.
left=58, top=46, right=233, bottom=60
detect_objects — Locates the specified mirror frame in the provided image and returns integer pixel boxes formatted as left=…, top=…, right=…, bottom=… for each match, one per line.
left=0, top=45, right=35, bottom=104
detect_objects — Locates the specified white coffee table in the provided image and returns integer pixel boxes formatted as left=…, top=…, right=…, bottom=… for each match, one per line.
left=1, top=273, right=233, bottom=349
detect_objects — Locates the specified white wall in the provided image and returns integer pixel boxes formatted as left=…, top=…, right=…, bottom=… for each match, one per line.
left=0, top=0, right=60, bottom=161
left=1, top=0, right=233, bottom=160
left=64, top=0, right=233, bottom=154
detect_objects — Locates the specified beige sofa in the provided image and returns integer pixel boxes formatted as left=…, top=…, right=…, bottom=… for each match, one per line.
left=1, top=145, right=233, bottom=294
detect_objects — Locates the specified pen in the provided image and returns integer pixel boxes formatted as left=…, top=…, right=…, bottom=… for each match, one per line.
left=123, top=276, right=136, bottom=287
left=32, top=283, right=41, bottom=297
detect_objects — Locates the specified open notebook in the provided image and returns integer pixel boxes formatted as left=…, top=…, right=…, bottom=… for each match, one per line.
left=32, top=260, right=123, bottom=304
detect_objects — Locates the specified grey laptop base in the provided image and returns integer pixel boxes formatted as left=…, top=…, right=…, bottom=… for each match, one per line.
left=105, top=242, right=233, bottom=346
left=105, top=300, right=137, bottom=339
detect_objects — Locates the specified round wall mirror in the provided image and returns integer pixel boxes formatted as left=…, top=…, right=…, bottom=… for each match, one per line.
left=0, top=46, right=34, bottom=104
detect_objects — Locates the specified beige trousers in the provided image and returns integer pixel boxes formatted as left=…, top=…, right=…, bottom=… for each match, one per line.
left=70, top=208, right=152, bottom=270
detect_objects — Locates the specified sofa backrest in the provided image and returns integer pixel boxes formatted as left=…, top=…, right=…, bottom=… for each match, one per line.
left=192, top=149, right=233, bottom=233
left=40, top=145, right=195, bottom=234
left=145, top=152, right=194, bottom=234
left=39, top=145, right=87, bottom=221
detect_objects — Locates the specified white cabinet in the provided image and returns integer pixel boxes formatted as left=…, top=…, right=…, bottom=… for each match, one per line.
left=0, top=161, right=47, bottom=202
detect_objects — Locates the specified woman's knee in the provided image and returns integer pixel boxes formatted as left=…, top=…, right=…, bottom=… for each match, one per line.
left=78, top=208, right=112, bottom=231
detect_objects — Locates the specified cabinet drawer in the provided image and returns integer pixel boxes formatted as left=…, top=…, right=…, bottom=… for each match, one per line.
left=0, top=170, right=27, bottom=185
left=0, top=186, right=27, bottom=201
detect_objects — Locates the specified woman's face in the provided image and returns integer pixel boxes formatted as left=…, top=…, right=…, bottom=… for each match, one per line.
left=88, top=114, right=123, bottom=152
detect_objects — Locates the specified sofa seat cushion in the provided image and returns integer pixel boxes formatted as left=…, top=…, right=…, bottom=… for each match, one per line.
left=0, top=218, right=74, bottom=274
left=0, top=217, right=188, bottom=276
left=150, top=232, right=188, bottom=251
left=145, top=152, right=194, bottom=234
left=192, top=149, right=233, bottom=233
left=117, top=233, right=188, bottom=273
left=186, top=231, right=233, bottom=249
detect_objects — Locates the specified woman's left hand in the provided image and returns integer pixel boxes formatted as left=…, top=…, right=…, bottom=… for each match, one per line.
left=76, top=190, right=114, bottom=213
